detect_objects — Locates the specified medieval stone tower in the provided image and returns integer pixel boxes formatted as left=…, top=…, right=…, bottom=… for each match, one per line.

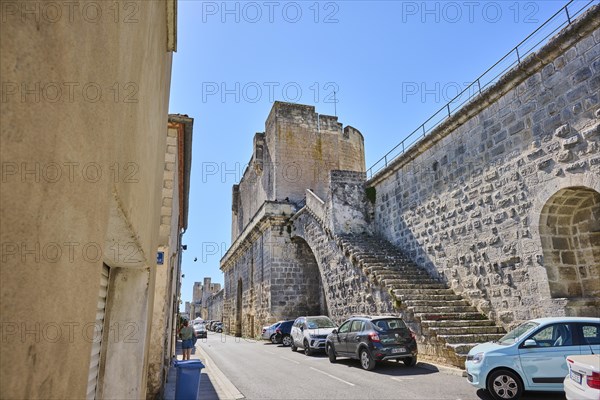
left=222, top=102, right=366, bottom=336
left=230, top=102, right=365, bottom=241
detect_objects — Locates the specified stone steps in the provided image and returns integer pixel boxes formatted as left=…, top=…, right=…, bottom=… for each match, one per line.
left=429, top=326, right=506, bottom=335
left=408, top=305, right=478, bottom=314
left=393, top=288, right=457, bottom=296
left=371, top=272, right=439, bottom=283
left=421, top=319, right=498, bottom=328
left=414, top=312, right=488, bottom=321
left=447, top=343, right=486, bottom=355
left=396, top=293, right=465, bottom=301
left=366, top=267, right=430, bottom=277
left=386, top=281, right=447, bottom=289
left=438, top=333, right=503, bottom=344
left=406, top=299, right=471, bottom=307
left=378, top=276, right=439, bottom=284
left=336, top=232, right=505, bottom=369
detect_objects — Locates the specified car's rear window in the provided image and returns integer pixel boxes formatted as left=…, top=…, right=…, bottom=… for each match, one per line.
left=306, top=317, right=336, bottom=329
left=371, top=318, right=407, bottom=331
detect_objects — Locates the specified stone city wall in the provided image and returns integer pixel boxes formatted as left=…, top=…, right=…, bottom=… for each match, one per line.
left=369, top=12, right=600, bottom=327
left=206, top=289, right=224, bottom=322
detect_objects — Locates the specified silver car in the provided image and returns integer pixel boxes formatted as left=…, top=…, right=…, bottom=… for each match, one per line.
left=261, top=321, right=283, bottom=342
left=290, top=316, right=337, bottom=355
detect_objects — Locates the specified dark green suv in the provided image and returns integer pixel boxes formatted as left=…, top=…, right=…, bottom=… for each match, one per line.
left=326, top=315, right=418, bottom=370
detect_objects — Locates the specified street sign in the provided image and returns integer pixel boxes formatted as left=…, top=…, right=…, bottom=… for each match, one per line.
left=157, top=251, right=164, bottom=265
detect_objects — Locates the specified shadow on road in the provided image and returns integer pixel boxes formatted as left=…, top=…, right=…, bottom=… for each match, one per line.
left=475, top=389, right=566, bottom=400
left=346, top=359, right=436, bottom=376
left=298, top=354, right=437, bottom=377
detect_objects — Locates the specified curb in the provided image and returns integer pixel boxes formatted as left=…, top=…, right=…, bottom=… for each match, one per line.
left=195, top=344, right=245, bottom=400
left=417, top=361, right=468, bottom=377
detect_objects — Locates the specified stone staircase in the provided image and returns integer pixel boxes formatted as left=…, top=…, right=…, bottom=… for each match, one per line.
left=337, top=233, right=505, bottom=368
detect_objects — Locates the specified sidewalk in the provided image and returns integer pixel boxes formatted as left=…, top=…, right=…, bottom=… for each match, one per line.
left=163, top=340, right=221, bottom=400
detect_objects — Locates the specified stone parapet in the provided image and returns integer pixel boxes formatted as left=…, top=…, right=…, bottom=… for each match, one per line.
left=369, top=5, right=600, bottom=187
left=221, top=201, right=296, bottom=271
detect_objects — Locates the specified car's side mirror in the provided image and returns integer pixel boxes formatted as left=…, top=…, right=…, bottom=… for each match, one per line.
left=332, top=329, right=337, bottom=334
left=300, top=326, right=304, bottom=331
left=523, top=339, right=537, bottom=348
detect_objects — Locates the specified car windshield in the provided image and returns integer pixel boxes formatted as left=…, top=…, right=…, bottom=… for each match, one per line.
left=306, top=317, right=336, bottom=329
left=497, top=321, right=539, bottom=345
left=372, top=318, right=407, bottom=331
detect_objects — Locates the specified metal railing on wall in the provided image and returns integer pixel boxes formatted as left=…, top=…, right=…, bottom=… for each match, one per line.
left=366, top=0, right=595, bottom=180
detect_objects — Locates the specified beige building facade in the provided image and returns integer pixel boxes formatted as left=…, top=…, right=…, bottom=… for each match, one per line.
left=146, top=115, right=193, bottom=399
left=1, top=1, right=181, bottom=399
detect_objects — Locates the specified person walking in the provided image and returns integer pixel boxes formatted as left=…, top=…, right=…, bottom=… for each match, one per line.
left=179, top=320, right=196, bottom=360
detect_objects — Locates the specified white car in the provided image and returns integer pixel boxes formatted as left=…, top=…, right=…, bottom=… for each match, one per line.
left=261, top=321, right=283, bottom=342
left=564, top=354, right=600, bottom=400
left=290, top=316, right=337, bottom=355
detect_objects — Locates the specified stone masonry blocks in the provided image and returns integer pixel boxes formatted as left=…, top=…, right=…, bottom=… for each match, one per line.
left=370, top=22, right=600, bottom=327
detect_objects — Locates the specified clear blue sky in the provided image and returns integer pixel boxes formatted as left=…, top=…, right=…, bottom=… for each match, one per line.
left=168, top=0, right=591, bottom=308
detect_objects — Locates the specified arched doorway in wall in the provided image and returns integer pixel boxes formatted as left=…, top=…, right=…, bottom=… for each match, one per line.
left=290, top=237, right=328, bottom=317
left=539, top=186, right=600, bottom=315
left=236, top=278, right=242, bottom=337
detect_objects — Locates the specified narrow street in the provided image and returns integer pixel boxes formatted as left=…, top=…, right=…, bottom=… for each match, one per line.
left=196, top=332, right=562, bottom=400
left=199, top=333, right=465, bottom=399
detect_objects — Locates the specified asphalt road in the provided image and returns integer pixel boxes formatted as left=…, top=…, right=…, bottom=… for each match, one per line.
left=197, top=332, right=567, bottom=400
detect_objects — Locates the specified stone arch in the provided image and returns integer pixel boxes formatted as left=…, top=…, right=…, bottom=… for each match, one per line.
left=290, top=212, right=339, bottom=317
left=538, top=186, right=600, bottom=315
left=290, top=236, right=328, bottom=316
left=530, top=174, right=600, bottom=239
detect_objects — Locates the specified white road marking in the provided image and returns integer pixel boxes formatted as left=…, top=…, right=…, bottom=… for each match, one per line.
left=309, top=367, right=355, bottom=386
left=279, top=356, right=300, bottom=364
left=390, top=377, right=415, bottom=382
left=263, top=350, right=276, bottom=355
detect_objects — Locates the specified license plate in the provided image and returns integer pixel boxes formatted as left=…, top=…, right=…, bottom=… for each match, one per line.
left=570, top=370, right=582, bottom=385
left=392, top=347, right=406, bottom=353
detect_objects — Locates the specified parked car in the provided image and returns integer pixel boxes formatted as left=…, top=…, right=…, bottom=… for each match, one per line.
left=465, top=317, right=600, bottom=400
left=325, top=315, right=417, bottom=370
left=290, top=316, right=337, bottom=355
left=564, top=354, right=600, bottom=400
left=261, top=321, right=283, bottom=342
left=214, top=322, right=223, bottom=333
left=193, top=322, right=207, bottom=339
left=273, top=320, right=294, bottom=346
left=210, top=321, right=221, bottom=331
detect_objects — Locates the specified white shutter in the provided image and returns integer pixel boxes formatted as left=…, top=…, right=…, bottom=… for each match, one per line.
left=86, top=265, right=109, bottom=400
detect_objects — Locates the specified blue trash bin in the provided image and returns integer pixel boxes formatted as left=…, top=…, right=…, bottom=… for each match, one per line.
left=174, top=360, right=205, bottom=400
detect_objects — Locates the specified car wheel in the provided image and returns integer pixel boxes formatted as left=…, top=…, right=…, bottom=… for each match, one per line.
left=282, top=335, right=292, bottom=347
left=303, top=340, right=313, bottom=356
left=270, top=334, right=278, bottom=344
left=360, top=348, right=376, bottom=371
left=327, top=344, right=336, bottom=363
left=291, top=341, right=297, bottom=352
left=486, top=369, right=523, bottom=400
left=403, top=356, right=417, bottom=367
